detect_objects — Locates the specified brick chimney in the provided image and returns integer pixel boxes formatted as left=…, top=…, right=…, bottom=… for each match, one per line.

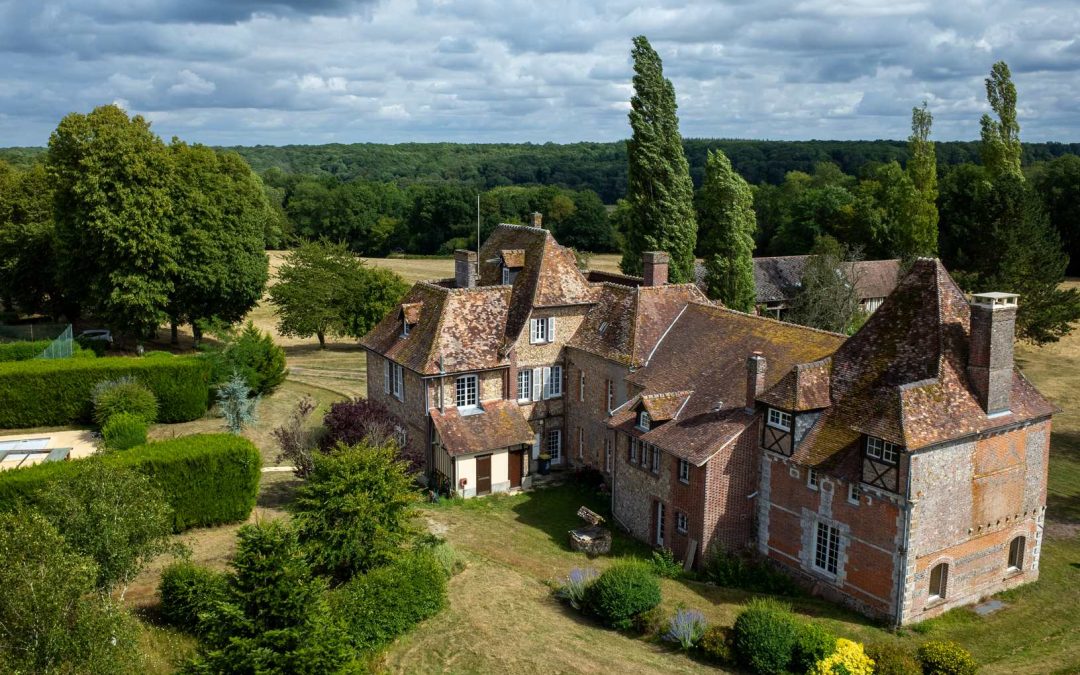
left=531, top=212, right=543, bottom=229
left=968, top=292, right=1019, bottom=415
left=642, top=251, right=669, bottom=287
left=454, top=249, right=477, bottom=289
left=746, top=351, right=767, bottom=412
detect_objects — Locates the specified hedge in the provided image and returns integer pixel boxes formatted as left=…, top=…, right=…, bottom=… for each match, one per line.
left=330, top=550, right=447, bottom=654
left=0, top=434, right=261, bottom=531
left=0, top=355, right=211, bottom=428
left=0, top=340, right=93, bottom=362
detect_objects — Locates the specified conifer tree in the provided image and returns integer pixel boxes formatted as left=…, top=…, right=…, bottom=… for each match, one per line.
left=698, top=150, right=756, bottom=311
left=620, top=35, right=697, bottom=283
left=980, top=61, right=1023, bottom=179
left=906, top=102, right=938, bottom=257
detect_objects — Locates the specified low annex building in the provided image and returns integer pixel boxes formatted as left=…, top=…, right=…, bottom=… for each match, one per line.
left=361, top=223, right=1053, bottom=626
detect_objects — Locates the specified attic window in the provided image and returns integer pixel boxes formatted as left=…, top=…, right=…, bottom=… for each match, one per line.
left=598, top=321, right=609, bottom=335
left=767, top=408, right=791, bottom=432
left=638, top=411, right=651, bottom=431
left=401, top=321, right=412, bottom=337
left=502, top=267, right=511, bottom=285
left=866, top=436, right=898, bottom=464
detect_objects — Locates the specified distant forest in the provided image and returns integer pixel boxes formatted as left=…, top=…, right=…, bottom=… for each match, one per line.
left=4, top=139, right=1080, bottom=203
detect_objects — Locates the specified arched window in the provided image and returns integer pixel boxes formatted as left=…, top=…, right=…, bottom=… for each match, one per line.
left=929, top=562, right=948, bottom=601
left=1008, top=536, right=1026, bottom=571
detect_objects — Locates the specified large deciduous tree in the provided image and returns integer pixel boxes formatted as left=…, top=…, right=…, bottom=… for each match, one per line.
left=697, top=150, right=756, bottom=311
left=786, top=236, right=864, bottom=335
left=620, top=35, right=698, bottom=283
left=0, top=162, right=62, bottom=316
left=47, top=104, right=176, bottom=339
left=980, top=61, right=1022, bottom=180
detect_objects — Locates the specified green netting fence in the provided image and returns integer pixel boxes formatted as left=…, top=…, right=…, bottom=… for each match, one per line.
left=0, top=323, right=74, bottom=359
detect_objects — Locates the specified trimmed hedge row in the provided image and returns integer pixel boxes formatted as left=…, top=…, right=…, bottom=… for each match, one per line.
left=0, top=339, right=93, bottom=362
left=0, top=433, right=261, bottom=531
left=0, top=355, right=211, bottom=428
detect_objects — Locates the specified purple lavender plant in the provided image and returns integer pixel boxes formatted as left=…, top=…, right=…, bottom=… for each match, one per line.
left=664, top=608, right=707, bottom=650
left=557, top=567, right=598, bottom=610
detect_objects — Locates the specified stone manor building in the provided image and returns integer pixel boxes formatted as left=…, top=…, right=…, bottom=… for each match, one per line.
left=361, top=220, right=1053, bottom=625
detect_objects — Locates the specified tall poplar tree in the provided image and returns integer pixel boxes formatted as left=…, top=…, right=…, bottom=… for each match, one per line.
left=620, top=35, right=698, bottom=283
left=980, top=61, right=1022, bottom=179
left=906, top=102, right=938, bottom=257
left=698, top=150, right=756, bottom=311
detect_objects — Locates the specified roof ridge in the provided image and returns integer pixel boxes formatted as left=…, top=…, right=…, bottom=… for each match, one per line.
left=495, top=222, right=546, bottom=234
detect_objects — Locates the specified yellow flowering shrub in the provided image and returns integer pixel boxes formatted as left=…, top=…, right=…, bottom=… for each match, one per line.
left=809, top=638, right=875, bottom=675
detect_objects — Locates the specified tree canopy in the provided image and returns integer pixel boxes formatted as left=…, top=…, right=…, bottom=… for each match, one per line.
left=697, top=150, right=756, bottom=311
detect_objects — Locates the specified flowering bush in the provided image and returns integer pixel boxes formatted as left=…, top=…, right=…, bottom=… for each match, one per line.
left=810, top=638, right=875, bottom=675
left=664, top=608, right=707, bottom=650
left=917, top=640, right=978, bottom=675
left=557, top=568, right=598, bottom=611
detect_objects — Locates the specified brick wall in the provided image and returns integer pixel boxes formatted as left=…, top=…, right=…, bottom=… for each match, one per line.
left=564, top=348, right=633, bottom=472
left=363, top=351, right=430, bottom=470
left=700, top=426, right=759, bottom=558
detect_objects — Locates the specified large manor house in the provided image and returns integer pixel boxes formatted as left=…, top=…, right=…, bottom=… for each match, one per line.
left=361, top=217, right=1054, bottom=626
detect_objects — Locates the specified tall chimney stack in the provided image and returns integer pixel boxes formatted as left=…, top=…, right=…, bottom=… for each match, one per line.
left=968, top=292, right=1019, bottom=415
left=746, top=351, right=767, bottom=412
left=531, top=212, right=543, bottom=229
left=454, top=249, right=477, bottom=289
left=642, top=251, right=669, bottom=287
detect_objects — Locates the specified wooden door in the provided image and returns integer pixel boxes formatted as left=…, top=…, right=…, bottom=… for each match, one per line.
left=476, top=455, right=492, bottom=496
left=508, top=449, right=523, bottom=488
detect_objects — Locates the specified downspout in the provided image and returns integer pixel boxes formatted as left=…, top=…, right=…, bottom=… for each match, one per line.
left=894, top=454, right=913, bottom=628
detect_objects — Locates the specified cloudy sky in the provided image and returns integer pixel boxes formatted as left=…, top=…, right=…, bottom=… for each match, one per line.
left=0, top=0, right=1077, bottom=147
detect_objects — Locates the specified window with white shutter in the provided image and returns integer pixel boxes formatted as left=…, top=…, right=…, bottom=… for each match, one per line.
left=543, top=365, right=563, bottom=398
left=531, top=367, right=542, bottom=401
left=517, top=370, right=532, bottom=403
left=546, top=317, right=555, bottom=343
left=530, top=318, right=548, bottom=344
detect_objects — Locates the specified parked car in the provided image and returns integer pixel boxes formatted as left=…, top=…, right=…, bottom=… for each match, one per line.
left=77, top=329, right=113, bottom=344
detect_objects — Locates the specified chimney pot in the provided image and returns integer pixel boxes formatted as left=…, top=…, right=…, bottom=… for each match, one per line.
left=454, top=249, right=477, bottom=289
left=968, top=292, right=1019, bottom=415
left=746, top=351, right=767, bottom=412
left=531, top=212, right=543, bottom=229
left=642, top=251, right=670, bottom=287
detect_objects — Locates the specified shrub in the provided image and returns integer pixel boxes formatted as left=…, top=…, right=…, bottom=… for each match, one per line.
left=664, top=608, right=707, bottom=650
left=0, top=339, right=52, bottom=362
left=0, top=355, right=211, bottom=428
left=650, top=547, right=683, bottom=578
left=556, top=567, right=598, bottom=611
left=584, top=560, right=662, bottom=630
left=75, top=335, right=108, bottom=356
left=426, top=541, right=466, bottom=578
left=207, top=322, right=287, bottom=395
left=101, top=412, right=149, bottom=450
left=272, top=395, right=320, bottom=477
left=865, top=642, right=922, bottom=675
left=321, top=397, right=419, bottom=470
left=700, top=625, right=735, bottom=664
left=217, top=371, right=258, bottom=434
left=732, top=597, right=800, bottom=674
left=0, top=433, right=261, bottom=531
left=792, top=621, right=838, bottom=673
left=704, top=550, right=802, bottom=596
left=331, top=550, right=447, bottom=654
left=810, top=638, right=875, bottom=675
left=92, top=376, right=159, bottom=426
left=632, top=604, right=667, bottom=636
left=917, top=640, right=978, bottom=675
left=158, top=562, right=229, bottom=634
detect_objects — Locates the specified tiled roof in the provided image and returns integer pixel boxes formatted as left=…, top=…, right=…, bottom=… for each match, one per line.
left=360, top=281, right=511, bottom=375
left=500, top=249, right=525, bottom=268
left=693, top=257, right=901, bottom=304
left=400, top=302, right=422, bottom=324
left=610, top=303, right=845, bottom=465
left=786, top=258, right=1055, bottom=473
left=640, top=391, right=694, bottom=422
left=758, top=358, right=833, bottom=411
left=478, top=224, right=595, bottom=354
left=568, top=282, right=708, bottom=367
left=431, top=399, right=535, bottom=457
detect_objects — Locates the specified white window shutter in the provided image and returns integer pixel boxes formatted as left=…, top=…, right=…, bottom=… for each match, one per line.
left=542, top=366, right=551, bottom=399
left=383, top=359, right=390, bottom=394
left=532, top=432, right=541, bottom=459
left=547, top=317, right=555, bottom=343
left=532, top=367, right=542, bottom=401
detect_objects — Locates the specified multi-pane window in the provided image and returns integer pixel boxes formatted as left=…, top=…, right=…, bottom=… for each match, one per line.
left=579, top=371, right=586, bottom=401
left=530, top=317, right=555, bottom=344
left=517, top=370, right=532, bottom=403
left=678, top=459, right=690, bottom=484
left=502, top=267, right=511, bottom=285
left=866, top=436, right=899, bottom=464
left=455, top=374, right=478, bottom=409
left=814, top=522, right=840, bottom=575
left=848, top=482, right=861, bottom=505
left=401, top=321, right=411, bottom=337
left=676, top=511, right=688, bottom=534
left=767, top=408, right=792, bottom=431
left=547, top=429, right=562, bottom=463
left=807, top=468, right=819, bottom=490
left=384, top=360, right=404, bottom=401
left=629, top=437, right=639, bottom=463
left=638, top=411, right=651, bottom=431
left=544, top=365, right=563, bottom=398
left=1008, top=536, right=1026, bottom=571
left=606, top=379, right=615, bottom=412
left=929, top=562, right=948, bottom=600
left=650, top=446, right=660, bottom=474
left=604, top=438, right=613, bottom=474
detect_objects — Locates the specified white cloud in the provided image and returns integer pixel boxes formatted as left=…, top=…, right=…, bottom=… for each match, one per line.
left=168, top=69, right=215, bottom=95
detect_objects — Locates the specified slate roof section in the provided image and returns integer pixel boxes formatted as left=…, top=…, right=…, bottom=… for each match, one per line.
left=430, top=399, right=535, bottom=457
left=568, top=282, right=708, bottom=367
left=693, top=257, right=902, bottom=305
left=785, top=258, right=1055, bottom=474
left=477, top=224, right=595, bottom=354
left=360, top=281, right=511, bottom=376
left=609, top=303, right=845, bottom=465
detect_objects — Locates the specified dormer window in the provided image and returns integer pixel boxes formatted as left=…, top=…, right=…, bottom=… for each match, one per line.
left=866, top=436, right=899, bottom=464
left=638, top=411, right=651, bottom=431
left=502, top=266, right=511, bottom=285
left=401, top=321, right=412, bottom=337
left=767, top=408, right=791, bottom=431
